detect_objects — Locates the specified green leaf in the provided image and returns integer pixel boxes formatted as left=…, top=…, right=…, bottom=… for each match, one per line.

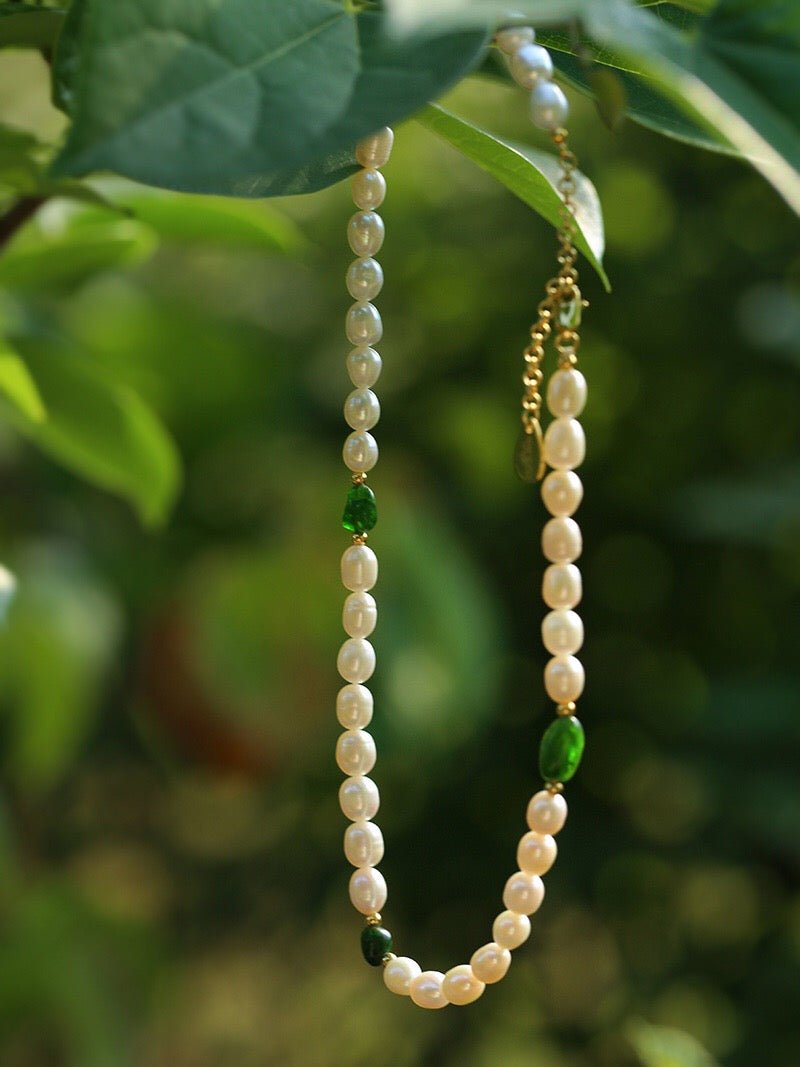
left=4, top=330, right=180, bottom=525
left=51, top=1, right=487, bottom=196
left=0, top=200, right=157, bottom=290
left=0, top=339, right=46, bottom=422
left=390, top=0, right=800, bottom=214
left=417, top=103, right=608, bottom=289
left=0, top=2, right=64, bottom=49
left=626, top=1019, right=719, bottom=1067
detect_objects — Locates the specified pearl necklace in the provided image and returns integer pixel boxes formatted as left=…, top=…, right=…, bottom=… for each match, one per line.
left=335, top=23, right=587, bottom=1009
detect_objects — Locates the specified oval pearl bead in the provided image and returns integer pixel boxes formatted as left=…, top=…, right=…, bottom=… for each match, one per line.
left=342, top=591, right=377, bottom=638
left=343, top=430, right=378, bottom=473
left=544, top=654, right=585, bottom=702
left=336, top=683, right=373, bottom=729
left=531, top=81, right=570, bottom=130
left=443, top=965, right=485, bottom=1006
left=341, top=544, right=378, bottom=591
left=346, top=257, right=384, bottom=302
left=517, top=831, right=558, bottom=876
left=542, top=517, right=582, bottom=563
left=547, top=368, right=587, bottom=418
left=543, top=418, right=585, bottom=471
left=409, top=970, right=449, bottom=1009
left=542, top=563, right=582, bottom=609
left=349, top=866, right=387, bottom=914
left=355, top=127, right=394, bottom=169
left=344, top=820, right=384, bottom=867
left=384, top=955, right=421, bottom=996
left=510, top=42, right=553, bottom=88
left=347, top=346, right=382, bottom=388
left=495, top=25, right=534, bottom=53
left=344, top=388, right=380, bottom=432
left=541, top=470, right=583, bottom=517
left=352, top=168, right=386, bottom=209
left=470, top=942, right=511, bottom=984
left=541, top=609, right=584, bottom=655
left=337, top=638, right=376, bottom=683
left=503, top=871, right=545, bottom=915
left=346, top=302, right=383, bottom=346
left=493, top=910, right=531, bottom=950
left=339, top=775, right=380, bottom=820
left=336, top=729, right=377, bottom=776
left=526, top=789, right=568, bottom=835
left=348, top=211, right=385, bottom=257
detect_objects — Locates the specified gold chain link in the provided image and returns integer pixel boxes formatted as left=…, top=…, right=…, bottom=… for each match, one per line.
left=518, top=128, right=588, bottom=480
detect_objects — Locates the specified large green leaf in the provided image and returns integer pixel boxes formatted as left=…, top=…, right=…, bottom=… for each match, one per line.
left=0, top=2, right=64, bottom=49
left=388, top=0, right=800, bottom=214
left=0, top=339, right=46, bottom=422
left=51, top=1, right=487, bottom=196
left=3, top=330, right=180, bottom=525
left=417, top=104, right=608, bottom=288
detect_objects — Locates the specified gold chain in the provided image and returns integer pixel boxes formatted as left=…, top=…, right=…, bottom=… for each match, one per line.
left=518, top=128, right=587, bottom=481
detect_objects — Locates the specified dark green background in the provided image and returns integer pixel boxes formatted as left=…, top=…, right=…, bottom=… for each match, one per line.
left=0, top=50, right=799, bottom=1067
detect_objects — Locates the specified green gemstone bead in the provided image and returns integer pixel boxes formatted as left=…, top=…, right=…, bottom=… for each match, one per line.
left=360, top=924, right=393, bottom=967
left=342, top=484, right=378, bottom=534
left=539, top=714, right=585, bottom=783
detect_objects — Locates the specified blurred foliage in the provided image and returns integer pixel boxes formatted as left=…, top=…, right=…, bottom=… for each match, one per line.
left=0, top=20, right=798, bottom=1067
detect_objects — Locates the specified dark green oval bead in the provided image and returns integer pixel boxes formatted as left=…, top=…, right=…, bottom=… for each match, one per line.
left=360, top=924, right=393, bottom=967
left=343, top=484, right=377, bottom=534
left=539, top=714, right=585, bottom=783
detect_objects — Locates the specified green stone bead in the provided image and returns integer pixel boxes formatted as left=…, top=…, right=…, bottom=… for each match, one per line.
left=342, top=484, right=377, bottom=534
left=361, top=924, right=393, bottom=967
left=539, top=714, right=585, bottom=783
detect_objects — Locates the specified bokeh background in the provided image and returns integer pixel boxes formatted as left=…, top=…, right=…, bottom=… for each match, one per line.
left=1, top=46, right=799, bottom=1067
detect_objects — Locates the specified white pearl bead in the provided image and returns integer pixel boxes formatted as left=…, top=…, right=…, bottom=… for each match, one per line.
left=510, top=43, right=553, bottom=88
left=336, top=683, right=373, bottom=729
left=495, top=25, right=534, bottom=53
left=346, top=257, right=384, bottom=302
left=339, top=775, right=380, bottom=820
left=542, top=516, right=582, bottom=563
left=542, top=563, right=582, bottom=609
left=342, top=591, right=377, bottom=638
left=503, top=871, right=545, bottom=915
left=384, top=956, right=421, bottom=996
left=341, top=544, right=378, bottom=592
left=352, top=168, right=386, bottom=210
left=517, top=831, right=558, bottom=876
left=335, top=729, right=377, bottom=776
left=349, top=866, right=387, bottom=914
left=526, top=789, right=568, bottom=835
left=409, top=970, right=449, bottom=1009
left=342, top=430, right=378, bottom=473
left=344, top=388, right=380, bottom=432
left=344, top=820, right=384, bottom=867
left=346, top=302, right=383, bottom=346
left=531, top=81, right=570, bottom=130
left=470, top=942, right=511, bottom=984
left=355, top=127, right=394, bottom=169
left=348, top=211, right=385, bottom=256
left=544, top=655, right=585, bottom=702
left=541, top=470, right=583, bottom=516
left=337, top=637, right=376, bottom=683
left=547, top=368, right=587, bottom=417
left=346, top=345, right=382, bottom=388
left=543, top=418, right=585, bottom=471
left=541, top=609, right=584, bottom=655
left=493, top=909, right=531, bottom=950
left=442, top=964, right=485, bottom=1005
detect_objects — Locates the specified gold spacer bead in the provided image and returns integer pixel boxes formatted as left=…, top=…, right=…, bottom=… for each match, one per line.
left=365, top=912, right=382, bottom=926
left=546, top=781, right=564, bottom=795
left=382, top=952, right=396, bottom=967
left=352, top=533, right=368, bottom=545
left=557, top=702, right=576, bottom=717
left=351, top=472, right=367, bottom=485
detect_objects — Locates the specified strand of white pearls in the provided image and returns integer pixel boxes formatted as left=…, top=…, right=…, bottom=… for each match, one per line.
left=336, top=25, right=578, bottom=1006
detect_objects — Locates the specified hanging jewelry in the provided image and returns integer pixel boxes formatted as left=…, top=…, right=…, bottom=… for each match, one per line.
left=335, top=23, right=587, bottom=1009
